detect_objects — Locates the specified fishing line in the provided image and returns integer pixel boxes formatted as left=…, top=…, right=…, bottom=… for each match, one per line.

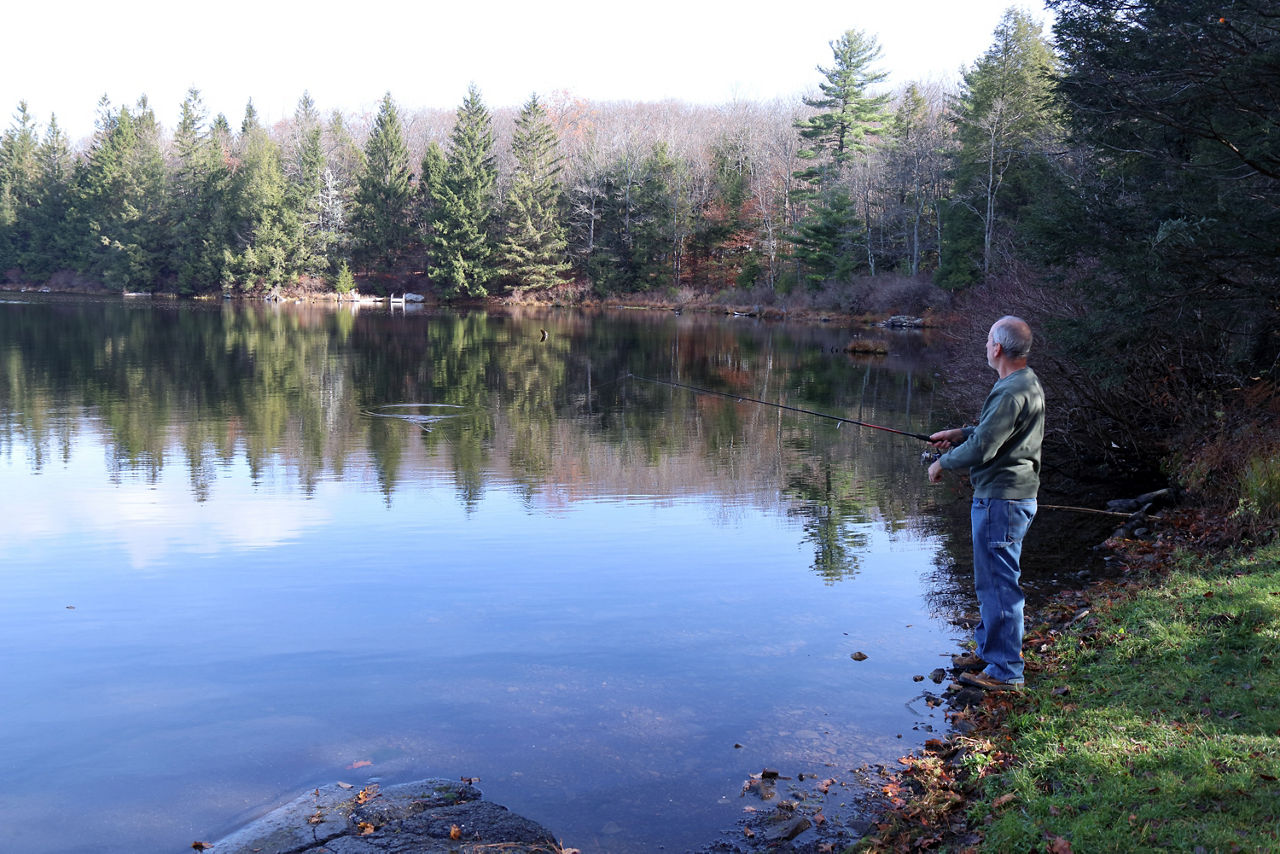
left=627, top=373, right=934, bottom=442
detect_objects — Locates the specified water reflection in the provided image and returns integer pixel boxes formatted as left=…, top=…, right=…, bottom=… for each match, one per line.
left=1, top=297, right=941, bottom=544
left=0, top=296, right=957, bottom=853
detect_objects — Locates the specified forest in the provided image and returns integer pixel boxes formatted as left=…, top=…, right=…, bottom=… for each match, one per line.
left=0, top=0, right=1277, bottom=528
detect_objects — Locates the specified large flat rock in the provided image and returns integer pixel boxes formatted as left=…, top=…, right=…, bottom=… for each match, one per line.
left=213, top=778, right=563, bottom=853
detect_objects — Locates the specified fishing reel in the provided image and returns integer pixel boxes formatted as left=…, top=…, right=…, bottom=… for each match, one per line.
left=920, top=450, right=941, bottom=467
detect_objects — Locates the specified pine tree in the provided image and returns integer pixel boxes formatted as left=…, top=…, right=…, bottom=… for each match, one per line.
left=72, top=97, right=168, bottom=291
left=792, top=187, right=862, bottom=287
left=790, top=29, right=890, bottom=285
left=428, top=85, right=498, bottom=297
left=19, top=114, right=75, bottom=276
left=169, top=88, right=228, bottom=291
left=0, top=101, right=41, bottom=268
left=285, top=92, right=328, bottom=274
left=630, top=142, right=692, bottom=289
left=494, top=94, right=568, bottom=292
left=415, top=140, right=447, bottom=271
left=225, top=101, right=296, bottom=290
left=352, top=92, right=413, bottom=271
left=794, top=30, right=890, bottom=184
left=323, top=110, right=363, bottom=244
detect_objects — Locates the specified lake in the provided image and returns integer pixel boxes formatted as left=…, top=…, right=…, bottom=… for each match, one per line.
left=2, top=294, right=993, bottom=852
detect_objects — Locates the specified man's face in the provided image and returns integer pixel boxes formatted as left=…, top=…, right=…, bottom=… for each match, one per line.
left=985, top=325, right=999, bottom=370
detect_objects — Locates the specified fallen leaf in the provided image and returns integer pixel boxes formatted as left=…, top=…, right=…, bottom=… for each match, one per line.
left=1047, top=835, right=1073, bottom=853
left=357, top=821, right=375, bottom=836
left=1052, top=686, right=1071, bottom=696
left=355, top=784, right=380, bottom=805
left=818, top=778, right=836, bottom=793
left=307, top=810, right=324, bottom=825
left=347, top=759, right=373, bottom=770
left=993, top=793, right=1017, bottom=808
left=813, top=809, right=827, bottom=825
left=450, top=825, right=462, bottom=840
left=743, top=827, right=755, bottom=838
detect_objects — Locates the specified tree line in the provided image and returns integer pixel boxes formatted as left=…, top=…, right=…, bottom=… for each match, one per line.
left=0, top=9, right=1057, bottom=305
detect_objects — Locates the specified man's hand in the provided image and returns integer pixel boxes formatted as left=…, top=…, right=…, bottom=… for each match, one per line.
left=928, top=459, right=944, bottom=483
left=929, top=428, right=965, bottom=450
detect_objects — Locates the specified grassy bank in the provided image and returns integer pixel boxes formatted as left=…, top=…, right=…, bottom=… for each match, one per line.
left=859, top=536, right=1280, bottom=852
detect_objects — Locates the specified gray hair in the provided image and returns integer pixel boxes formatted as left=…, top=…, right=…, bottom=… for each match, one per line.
left=993, top=316, right=1033, bottom=359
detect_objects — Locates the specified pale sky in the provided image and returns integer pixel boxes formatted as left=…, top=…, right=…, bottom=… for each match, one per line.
left=4, top=0, right=1051, bottom=143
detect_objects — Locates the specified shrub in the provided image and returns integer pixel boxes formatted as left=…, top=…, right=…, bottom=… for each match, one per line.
left=334, top=261, right=356, bottom=295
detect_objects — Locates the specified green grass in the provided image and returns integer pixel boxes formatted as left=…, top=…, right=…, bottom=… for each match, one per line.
left=976, top=542, right=1280, bottom=852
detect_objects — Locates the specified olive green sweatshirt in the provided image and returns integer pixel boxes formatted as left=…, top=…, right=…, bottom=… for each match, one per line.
left=940, top=366, right=1044, bottom=499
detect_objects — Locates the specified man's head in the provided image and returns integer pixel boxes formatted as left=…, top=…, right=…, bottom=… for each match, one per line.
left=986, top=316, right=1032, bottom=373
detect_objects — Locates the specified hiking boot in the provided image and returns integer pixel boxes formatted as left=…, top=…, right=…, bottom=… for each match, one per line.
left=959, top=670, right=1023, bottom=692
left=951, top=652, right=986, bottom=670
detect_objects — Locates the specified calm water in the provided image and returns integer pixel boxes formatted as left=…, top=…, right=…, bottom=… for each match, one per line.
left=1, top=295, right=969, bottom=852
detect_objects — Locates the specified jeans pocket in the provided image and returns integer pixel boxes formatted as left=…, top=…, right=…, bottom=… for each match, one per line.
left=1003, top=499, right=1037, bottom=546
left=984, top=499, right=1036, bottom=549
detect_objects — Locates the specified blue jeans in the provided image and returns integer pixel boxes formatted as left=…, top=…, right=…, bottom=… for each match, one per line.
left=971, top=498, right=1037, bottom=683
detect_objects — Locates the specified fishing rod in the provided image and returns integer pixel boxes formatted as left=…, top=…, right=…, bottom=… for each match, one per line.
left=627, top=373, right=935, bottom=443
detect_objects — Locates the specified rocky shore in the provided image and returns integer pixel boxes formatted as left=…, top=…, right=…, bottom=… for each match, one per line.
left=207, top=778, right=568, bottom=854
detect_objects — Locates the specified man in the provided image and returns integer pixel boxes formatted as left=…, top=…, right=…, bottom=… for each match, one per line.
left=927, top=316, right=1044, bottom=691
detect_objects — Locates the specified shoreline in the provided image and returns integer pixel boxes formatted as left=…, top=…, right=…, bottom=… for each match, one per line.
left=855, top=520, right=1280, bottom=852
left=0, top=279, right=937, bottom=333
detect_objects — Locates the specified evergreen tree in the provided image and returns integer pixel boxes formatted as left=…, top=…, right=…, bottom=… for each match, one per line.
left=19, top=114, right=75, bottom=277
left=352, top=92, right=413, bottom=271
left=169, top=88, right=228, bottom=292
left=790, top=29, right=890, bottom=285
left=629, top=142, right=691, bottom=289
left=71, top=97, right=168, bottom=291
left=794, top=30, right=890, bottom=184
left=1039, top=0, right=1280, bottom=431
left=0, top=102, right=41, bottom=268
left=223, top=101, right=294, bottom=291
left=323, top=110, right=363, bottom=244
left=415, top=140, right=447, bottom=268
left=494, top=94, right=569, bottom=291
left=285, top=92, right=329, bottom=274
left=938, top=8, right=1057, bottom=286
left=792, top=187, right=862, bottom=287
left=428, top=85, right=498, bottom=297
